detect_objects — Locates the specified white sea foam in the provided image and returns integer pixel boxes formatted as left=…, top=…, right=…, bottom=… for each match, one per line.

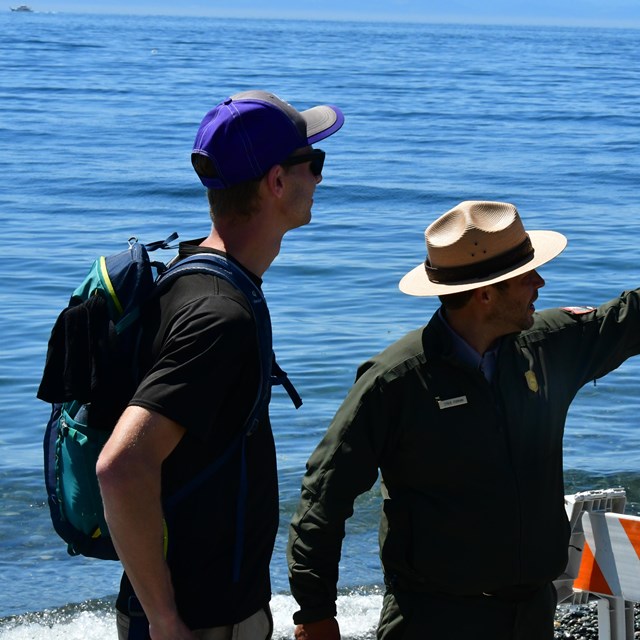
left=271, top=592, right=383, bottom=639
left=0, top=610, right=116, bottom=640
left=0, top=593, right=383, bottom=640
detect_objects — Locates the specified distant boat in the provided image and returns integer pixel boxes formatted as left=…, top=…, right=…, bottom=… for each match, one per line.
left=10, top=5, right=33, bottom=11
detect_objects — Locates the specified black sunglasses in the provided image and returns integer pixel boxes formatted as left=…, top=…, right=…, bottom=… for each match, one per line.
left=280, top=149, right=325, bottom=177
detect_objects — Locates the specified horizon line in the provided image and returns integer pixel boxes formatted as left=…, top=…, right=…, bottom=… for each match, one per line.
left=7, top=8, right=640, bottom=30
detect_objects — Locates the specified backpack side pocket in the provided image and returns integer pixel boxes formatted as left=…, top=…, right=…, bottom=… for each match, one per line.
left=57, top=403, right=111, bottom=545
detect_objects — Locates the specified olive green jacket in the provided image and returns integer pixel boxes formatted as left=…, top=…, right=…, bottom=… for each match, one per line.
left=287, top=291, right=640, bottom=624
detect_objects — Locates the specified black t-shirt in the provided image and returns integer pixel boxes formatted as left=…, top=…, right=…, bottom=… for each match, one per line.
left=115, top=240, right=279, bottom=628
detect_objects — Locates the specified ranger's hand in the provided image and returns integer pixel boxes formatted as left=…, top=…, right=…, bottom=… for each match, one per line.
left=294, top=618, right=340, bottom=640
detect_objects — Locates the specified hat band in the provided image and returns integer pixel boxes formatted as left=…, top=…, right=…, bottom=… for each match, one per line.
left=425, top=236, right=534, bottom=284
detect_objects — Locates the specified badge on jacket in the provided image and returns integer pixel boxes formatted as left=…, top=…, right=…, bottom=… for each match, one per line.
left=525, top=370, right=539, bottom=392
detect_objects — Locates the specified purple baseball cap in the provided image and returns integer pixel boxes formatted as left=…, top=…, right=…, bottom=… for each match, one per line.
left=191, top=89, right=345, bottom=189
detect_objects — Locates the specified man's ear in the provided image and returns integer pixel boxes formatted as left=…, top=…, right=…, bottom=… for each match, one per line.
left=263, top=164, right=286, bottom=198
left=473, top=285, right=494, bottom=305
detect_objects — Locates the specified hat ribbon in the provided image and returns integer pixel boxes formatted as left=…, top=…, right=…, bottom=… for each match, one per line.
left=424, top=236, right=534, bottom=284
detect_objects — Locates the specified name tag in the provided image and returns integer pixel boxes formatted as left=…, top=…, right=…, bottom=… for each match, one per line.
left=437, top=396, right=468, bottom=410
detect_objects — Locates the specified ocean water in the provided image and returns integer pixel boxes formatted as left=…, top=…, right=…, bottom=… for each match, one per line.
left=1, top=10, right=640, bottom=639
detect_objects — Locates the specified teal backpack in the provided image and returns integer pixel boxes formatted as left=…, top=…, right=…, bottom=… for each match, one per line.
left=37, top=234, right=300, bottom=560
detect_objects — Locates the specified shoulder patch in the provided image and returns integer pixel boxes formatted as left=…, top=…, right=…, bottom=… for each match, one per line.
left=560, top=306, right=596, bottom=315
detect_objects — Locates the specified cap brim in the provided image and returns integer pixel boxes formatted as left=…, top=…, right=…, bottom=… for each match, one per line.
left=303, top=105, right=345, bottom=144
left=399, top=230, right=568, bottom=297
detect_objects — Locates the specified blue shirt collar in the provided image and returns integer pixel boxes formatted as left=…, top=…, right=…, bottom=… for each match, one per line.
left=437, top=307, right=500, bottom=382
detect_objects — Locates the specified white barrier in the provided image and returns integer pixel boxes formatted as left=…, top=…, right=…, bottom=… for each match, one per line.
left=553, top=488, right=639, bottom=640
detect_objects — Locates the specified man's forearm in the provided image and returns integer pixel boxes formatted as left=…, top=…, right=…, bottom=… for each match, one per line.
left=100, top=463, right=178, bottom=628
left=97, top=406, right=192, bottom=639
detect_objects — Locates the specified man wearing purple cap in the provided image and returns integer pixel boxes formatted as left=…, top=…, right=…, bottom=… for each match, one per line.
left=97, top=90, right=344, bottom=640
left=288, top=201, right=640, bottom=639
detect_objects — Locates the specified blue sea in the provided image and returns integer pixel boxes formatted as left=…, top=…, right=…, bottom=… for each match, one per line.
left=1, top=10, right=640, bottom=639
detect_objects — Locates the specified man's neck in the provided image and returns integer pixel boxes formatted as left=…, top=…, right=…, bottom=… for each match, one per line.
left=441, top=306, right=501, bottom=356
left=199, top=217, right=283, bottom=278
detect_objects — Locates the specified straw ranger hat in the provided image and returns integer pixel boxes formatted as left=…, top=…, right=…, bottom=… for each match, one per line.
left=399, top=201, right=567, bottom=296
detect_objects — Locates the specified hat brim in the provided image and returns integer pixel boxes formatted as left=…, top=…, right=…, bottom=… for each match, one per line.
left=399, top=230, right=567, bottom=297
left=303, top=105, right=345, bottom=144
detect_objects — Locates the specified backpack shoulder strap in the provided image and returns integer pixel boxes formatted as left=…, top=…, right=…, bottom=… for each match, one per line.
left=160, top=252, right=300, bottom=514
left=158, top=253, right=301, bottom=591
left=271, top=356, right=302, bottom=409
left=158, top=253, right=302, bottom=419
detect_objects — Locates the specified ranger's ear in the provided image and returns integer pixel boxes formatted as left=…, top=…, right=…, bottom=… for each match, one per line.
left=473, top=285, right=495, bottom=305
